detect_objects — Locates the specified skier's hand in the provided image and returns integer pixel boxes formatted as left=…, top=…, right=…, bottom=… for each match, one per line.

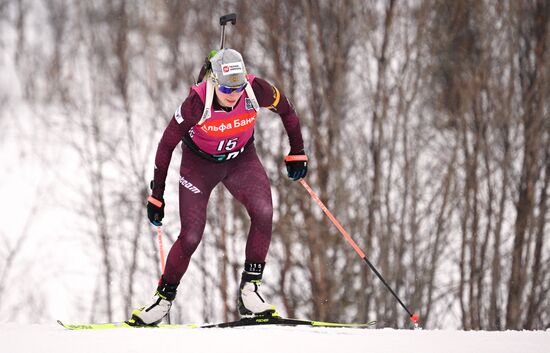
left=285, top=150, right=308, bottom=181
left=147, top=195, right=165, bottom=226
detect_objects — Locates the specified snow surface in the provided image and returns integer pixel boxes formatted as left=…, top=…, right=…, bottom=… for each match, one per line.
left=1, top=323, right=548, bottom=353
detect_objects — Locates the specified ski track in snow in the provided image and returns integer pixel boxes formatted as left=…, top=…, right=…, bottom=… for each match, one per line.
left=0, top=324, right=549, bottom=353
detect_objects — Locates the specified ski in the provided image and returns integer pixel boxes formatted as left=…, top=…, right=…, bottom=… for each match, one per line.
left=56, top=320, right=197, bottom=330
left=57, top=317, right=375, bottom=330
left=200, top=315, right=376, bottom=328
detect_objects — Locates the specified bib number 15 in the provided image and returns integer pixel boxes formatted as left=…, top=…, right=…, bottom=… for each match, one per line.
left=217, top=138, right=238, bottom=151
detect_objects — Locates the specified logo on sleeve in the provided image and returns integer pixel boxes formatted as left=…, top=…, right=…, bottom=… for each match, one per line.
left=174, top=106, right=184, bottom=124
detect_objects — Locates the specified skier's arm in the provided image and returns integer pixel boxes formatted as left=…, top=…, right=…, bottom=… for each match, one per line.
left=151, top=91, right=203, bottom=199
left=252, top=78, right=304, bottom=153
left=253, top=78, right=307, bottom=180
left=151, top=118, right=181, bottom=199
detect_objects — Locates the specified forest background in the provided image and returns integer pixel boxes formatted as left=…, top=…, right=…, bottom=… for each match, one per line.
left=0, top=0, right=548, bottom=330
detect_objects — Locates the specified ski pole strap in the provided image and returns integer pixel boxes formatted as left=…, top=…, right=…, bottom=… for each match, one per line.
left=285, top=155, right=308, bottom=162
left=148, top=196, right=163, bottom=208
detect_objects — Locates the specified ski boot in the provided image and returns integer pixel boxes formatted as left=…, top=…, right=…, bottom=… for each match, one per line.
left=238, top=262, right=277, bottom=318
left=127, top=279, right=177, bottom=326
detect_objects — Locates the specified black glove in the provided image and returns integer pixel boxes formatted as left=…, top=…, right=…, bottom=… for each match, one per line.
left=147, top=195, right=165, bottom=226
left=285, top=150, right=308, bottom=181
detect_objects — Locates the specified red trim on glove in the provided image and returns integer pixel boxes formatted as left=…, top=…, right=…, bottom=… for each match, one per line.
left=148, top=196, right=163, bottom=208
left=285, top=155, right=308, bottom=162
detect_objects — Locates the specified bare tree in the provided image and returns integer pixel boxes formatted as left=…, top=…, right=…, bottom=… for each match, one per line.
left=506, top=0, right=549, bottom=330
left=4, top=0, right=550, bottom=329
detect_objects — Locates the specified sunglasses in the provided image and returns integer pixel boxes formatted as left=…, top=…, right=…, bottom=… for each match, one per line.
left=218, top=83, right=247, bottom=94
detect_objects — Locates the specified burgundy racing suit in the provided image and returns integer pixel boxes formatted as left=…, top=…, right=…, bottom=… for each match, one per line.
left=151, top=76, right=304, bottom=285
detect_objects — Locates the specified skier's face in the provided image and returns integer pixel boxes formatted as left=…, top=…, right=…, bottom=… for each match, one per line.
left=215, top=86, right=245, bottom=108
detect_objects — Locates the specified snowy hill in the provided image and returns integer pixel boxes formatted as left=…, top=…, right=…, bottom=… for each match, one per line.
left=1, top=323, right=548, bottom=353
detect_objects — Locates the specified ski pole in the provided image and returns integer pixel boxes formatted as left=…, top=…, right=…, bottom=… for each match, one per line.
left=155, top=225, right=171, bottom=324
left=298, top=178, right=420, bottom=328
left=156, top=226, right=166, bottom=273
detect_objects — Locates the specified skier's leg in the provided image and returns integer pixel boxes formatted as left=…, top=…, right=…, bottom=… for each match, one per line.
left=163, top=146, right=226, bottom=284
left=223, top=146, right=273, bottom=263
left=223, top=146, right=275, bottom=317
left=131, top=147, right=225, bottom=325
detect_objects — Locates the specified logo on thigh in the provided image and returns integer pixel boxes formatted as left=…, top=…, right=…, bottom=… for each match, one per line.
left=179, top=176, right=202, bottom=194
